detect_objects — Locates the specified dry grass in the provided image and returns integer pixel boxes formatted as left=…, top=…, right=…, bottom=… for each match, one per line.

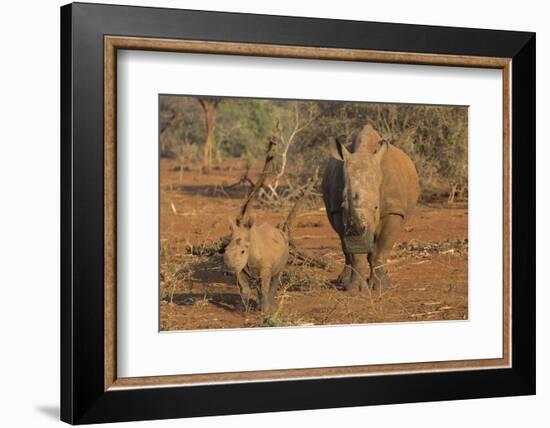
left=280, top=264, right=332, bottom=292
left=394, top=238, right=468, bottom=258
left=159, top=235, right=468, bottom=329
left=183, top=236, right=230, bottom=256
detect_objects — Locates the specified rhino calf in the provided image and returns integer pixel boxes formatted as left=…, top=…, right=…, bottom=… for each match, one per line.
left=224, top=215, right=289, bottom=314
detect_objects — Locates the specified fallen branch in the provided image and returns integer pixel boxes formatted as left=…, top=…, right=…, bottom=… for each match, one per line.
left=225, top=161, right=255, bottom=189
left=289, top=243, right=328, bottom=269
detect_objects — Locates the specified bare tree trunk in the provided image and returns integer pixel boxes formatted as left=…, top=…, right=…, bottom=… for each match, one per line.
left=448, top=182, right=458, bottom=203
left=198, top=98, right=220, bottom=173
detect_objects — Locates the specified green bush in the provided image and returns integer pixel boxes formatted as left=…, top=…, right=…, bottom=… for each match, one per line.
left=159, top=96, right=468, bottom=200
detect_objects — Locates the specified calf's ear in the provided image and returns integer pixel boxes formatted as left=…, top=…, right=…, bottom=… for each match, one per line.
left=243, top=213, right=256, bottom=229
left=327, top=137, right=350, bottom=161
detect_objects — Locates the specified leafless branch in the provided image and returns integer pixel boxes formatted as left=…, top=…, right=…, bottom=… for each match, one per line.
left=235, top=132, right=277, bottom=224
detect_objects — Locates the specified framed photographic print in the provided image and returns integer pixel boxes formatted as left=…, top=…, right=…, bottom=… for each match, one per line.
left=60, top=2, right=535, bottom=424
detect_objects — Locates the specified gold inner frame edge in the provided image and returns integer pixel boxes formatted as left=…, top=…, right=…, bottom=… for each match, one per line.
left=104, top=35, right=512, bottom=391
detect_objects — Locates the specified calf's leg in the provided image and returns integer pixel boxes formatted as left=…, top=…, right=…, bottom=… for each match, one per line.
left=268, top=276, right=280, bottom=312
left=259, top=268, right=274, bottom=314
left=236, top=271, right=251, bottom=313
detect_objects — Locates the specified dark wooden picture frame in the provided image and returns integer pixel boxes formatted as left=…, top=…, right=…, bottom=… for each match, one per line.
left=61, top=2, right=535, bottom=424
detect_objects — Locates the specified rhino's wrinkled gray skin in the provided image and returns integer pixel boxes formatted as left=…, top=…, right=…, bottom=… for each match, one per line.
left=224, top=215, right=289, bottom=314
left=322, top=124, right=420, bottom=291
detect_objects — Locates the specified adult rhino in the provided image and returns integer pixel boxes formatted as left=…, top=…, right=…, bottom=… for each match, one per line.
left=322, top=124, right=420, bottom=291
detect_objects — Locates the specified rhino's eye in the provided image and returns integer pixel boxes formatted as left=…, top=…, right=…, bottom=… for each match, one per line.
left=241, top=250, right=245, bottom=254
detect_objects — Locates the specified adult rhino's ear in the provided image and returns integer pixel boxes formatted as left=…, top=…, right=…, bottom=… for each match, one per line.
left=327, top=137, right=350, bottom=161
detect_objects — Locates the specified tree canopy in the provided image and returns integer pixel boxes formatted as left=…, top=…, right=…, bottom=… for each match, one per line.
left=160, top=95, right=468, bottom=200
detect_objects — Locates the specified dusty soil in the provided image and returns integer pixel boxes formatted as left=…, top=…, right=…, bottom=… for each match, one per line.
left=159, top=158, right=468, bottom=331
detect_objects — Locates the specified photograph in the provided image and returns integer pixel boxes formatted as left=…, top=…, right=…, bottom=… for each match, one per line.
left=159, top=95, right=469, bottom=331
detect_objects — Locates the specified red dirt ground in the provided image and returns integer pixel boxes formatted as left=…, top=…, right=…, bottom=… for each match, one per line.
left=159, top=158, right=468, bottom=331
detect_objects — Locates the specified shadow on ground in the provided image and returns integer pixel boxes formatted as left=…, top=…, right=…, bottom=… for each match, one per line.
left=35, top=405, right=59, bottom=420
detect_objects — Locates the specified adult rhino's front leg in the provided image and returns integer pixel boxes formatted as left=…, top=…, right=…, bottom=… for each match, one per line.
left=369, top=214, right=404, bottom=290
left=348, top=253, right=370, bottom=291
left=332, top=211, right=369, bottom=291
left=329, top=211, right=353, bottom=290
left=339, top=252, right=353, bottom=290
